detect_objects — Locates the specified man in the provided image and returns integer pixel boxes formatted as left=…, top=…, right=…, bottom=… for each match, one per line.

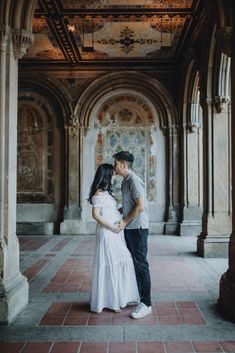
left=113, top=151, right=152, bottom=319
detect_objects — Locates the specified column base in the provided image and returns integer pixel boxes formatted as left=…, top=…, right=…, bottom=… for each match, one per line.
left=0, top=273, right=29, bottom=325
left=197, top=235, right=229, bottom=257
left=219, top=272, right=235, bottom=322
left=179, top=222, right=202, bottom=236
left=164, top=222, right=178, bottom=235
left=17, top=222, right=56, bottom=235
left=149, top=222, right=165, bottom=234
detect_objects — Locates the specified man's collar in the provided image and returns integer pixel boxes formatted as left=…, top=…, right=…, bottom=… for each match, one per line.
left=123, top=171, right=133, bottom=181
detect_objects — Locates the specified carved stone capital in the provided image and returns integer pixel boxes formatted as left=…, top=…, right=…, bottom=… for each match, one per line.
left=69, top=113, right=79, bottom=127
left=216, top=27, right=235, bottom=57
left=68, top=125, right=79, bottom=138
left=12, top=29, right=34, bottom=59
left=187, top=122, right=201, bottom=133
left=214, top=95, right=231, bottom=113
left=199, top=92, right=209, bottom=110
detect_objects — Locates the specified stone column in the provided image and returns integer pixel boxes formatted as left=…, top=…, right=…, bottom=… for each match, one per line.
left=197, top=29, right=232, bottom=258
left=0, top=26, right=33, bottom=323
left=219, top=26, right=235, bottom=321
left=165, top=124, right=180, bottom=234
left=60, top=119, right=85, bottom=234
left=180, top=118, right=203, bottom=236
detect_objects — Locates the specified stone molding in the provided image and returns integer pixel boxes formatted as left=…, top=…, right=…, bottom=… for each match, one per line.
left=12, top=28, right=34, bottom=59
left=0, top=24, right=11, bottom=44
left=66, top=113, right=80, bottom=137
left=199, top=90, right=210, bottom=110
left=216, top=27, right=235, bottom=57
left=214, top=95, right=231, bottom=113
left=186, top=122, right=201, bottom=133
left=162, top=123, right=180, bottom=136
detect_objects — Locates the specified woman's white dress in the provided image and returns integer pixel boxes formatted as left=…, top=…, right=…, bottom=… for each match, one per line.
left=90, top=191, right=139, bottom=313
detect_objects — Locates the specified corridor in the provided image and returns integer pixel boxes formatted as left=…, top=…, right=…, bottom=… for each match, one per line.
left=0, top=234, right=235, bottom=353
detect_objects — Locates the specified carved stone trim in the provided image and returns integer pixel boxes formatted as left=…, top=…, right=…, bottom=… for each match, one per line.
left=12, top=29, right=34, bottom=59
left=162, top=123, right=180, bottom=135
left=0, top=24, right=11, bottom=45
left=69, top=113, right=80, bottom=128
left=214, top=95, right=231, bottom=113
left=216, top=27, right=235, bottom=57
left=187, top=122, right=201, bottom=133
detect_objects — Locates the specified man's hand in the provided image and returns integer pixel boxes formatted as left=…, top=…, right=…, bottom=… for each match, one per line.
left=115, top=219, right=127, bottom=229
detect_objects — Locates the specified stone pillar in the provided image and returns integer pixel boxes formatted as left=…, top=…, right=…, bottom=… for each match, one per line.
left=180, top=119, right=203, bottom=236
left=197, top=28, right=232, bottom=258
left=219, top=26, right=235, bottom=321
left=165, top=124, right=180, bottom=234
left=0, top=25, right=33, bottom=324
left=60, top=120, right=85, bottom=234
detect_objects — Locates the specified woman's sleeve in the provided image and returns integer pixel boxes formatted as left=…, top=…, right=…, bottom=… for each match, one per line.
left=91, top=195, right=103, bottom=208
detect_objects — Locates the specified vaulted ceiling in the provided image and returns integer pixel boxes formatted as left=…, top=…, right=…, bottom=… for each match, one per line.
left=21, top=0, right=202, bottom=65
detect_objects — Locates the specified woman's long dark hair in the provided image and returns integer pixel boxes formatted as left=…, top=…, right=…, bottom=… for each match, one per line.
left=88, top=163, right=114, bottom=204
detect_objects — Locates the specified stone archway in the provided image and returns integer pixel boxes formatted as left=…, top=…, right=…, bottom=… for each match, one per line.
left=60, top=72, right=179, bottom=235
left=179, top=50, right=203, bottom=238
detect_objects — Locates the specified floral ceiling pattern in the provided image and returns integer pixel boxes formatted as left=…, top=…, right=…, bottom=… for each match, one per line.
left=22, top=0, right=200, bottom=63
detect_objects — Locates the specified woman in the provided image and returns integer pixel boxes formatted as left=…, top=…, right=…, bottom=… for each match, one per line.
left=88, top=163, right=139, bottom=313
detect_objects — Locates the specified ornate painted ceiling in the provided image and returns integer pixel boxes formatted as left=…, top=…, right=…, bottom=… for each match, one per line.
left=22, top=0, right=201, bottom=64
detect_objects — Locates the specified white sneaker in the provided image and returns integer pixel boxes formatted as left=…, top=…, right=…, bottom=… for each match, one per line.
left=131, top=303, right=152, bottom=319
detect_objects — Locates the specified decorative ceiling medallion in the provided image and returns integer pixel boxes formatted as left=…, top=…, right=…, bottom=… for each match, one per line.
left=82, top=22, right=178, bottom=58
left=97, top=26, right=158, bottom=55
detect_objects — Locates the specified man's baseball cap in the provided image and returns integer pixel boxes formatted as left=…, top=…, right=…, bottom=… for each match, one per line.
left=112, top=151, right=134, bottom=163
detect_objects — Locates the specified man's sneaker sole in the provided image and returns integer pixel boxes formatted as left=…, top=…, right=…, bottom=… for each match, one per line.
left=131, top=306, right=152, bottom=319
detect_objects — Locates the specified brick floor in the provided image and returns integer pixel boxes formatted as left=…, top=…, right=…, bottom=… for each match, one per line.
left=50, top=239, right=72, bottom=252
left=19, top=237, right=49, bottom=251
left=39, top=301, right=206, bottom=326
left=1, top=341, right=235, bottom=353
left=23, top=259, right=50, bottom=282
left=72, top=239, right=96, bottom=256
left=42, top=259, right=92, bottom=293
left=41, top=256, right=207, bottom=294
left=9, top=235, right=233, bottom=353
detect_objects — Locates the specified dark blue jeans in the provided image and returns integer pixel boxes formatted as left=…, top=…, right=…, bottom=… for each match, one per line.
left=124, top=228, right=152, bottom=307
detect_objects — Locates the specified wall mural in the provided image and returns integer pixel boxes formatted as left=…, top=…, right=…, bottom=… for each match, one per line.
left=17, top=101, right=54, bottom=203
left=96, top=96, right=156, bottom=201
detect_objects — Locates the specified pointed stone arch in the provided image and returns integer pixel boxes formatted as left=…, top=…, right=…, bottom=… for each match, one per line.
left=0, top=0, right=37, bottom=31
left=17, top=76, right=67, bottom=235
left=179, top=49, right=203, bottom=237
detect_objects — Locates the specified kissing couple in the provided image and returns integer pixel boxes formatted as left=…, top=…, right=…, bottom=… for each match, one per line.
left=88, top=151, right=152, bottom=319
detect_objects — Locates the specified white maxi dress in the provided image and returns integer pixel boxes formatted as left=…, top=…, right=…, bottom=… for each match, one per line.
left=90, top=191, right=139, bottom=313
